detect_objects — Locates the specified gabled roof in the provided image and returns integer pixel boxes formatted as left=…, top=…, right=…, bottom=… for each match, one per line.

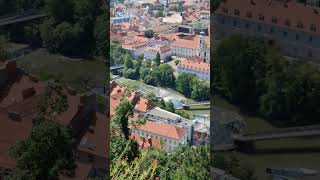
left=178, top=59, right=210, bottom=72
left=133, top=120, right=186, bottom=140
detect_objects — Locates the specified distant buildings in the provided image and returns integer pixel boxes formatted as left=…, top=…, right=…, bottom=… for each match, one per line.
left=111, top=16, right=131, bottom=23
left=214, top=0, right=320, bottom=60
left=176, top=58, right=210, bottom=80
left=144, top=45, right=172, bottom=60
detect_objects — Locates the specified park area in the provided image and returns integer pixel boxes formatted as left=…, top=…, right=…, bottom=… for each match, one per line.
left=16, top=48, right=107, bottom=93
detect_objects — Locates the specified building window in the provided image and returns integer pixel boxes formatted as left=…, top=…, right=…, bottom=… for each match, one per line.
left=308, top=50, right=313, bottom=57
left=285, top=19, right=291, bottom=26
left=221, top=17, right=225, bottom=24
left=257, top=25, right=262, bottom=31
left=297, top=22, right=304, bottom=29
left=271, top=16, right=277, bottom=23
left=222, top=7, right=228, bottom=13
left=233, top=20, right=237, bottom=27
left=246, top=11, right=252, bottom=18
left=310, top=24, right=316, bottom=32
left=234, top=9, right=240, bottom=15
left=88, top=154, right=94, bottom=162
left=295, top=34, right=300, bottom=40
left=258, top=14, right=264, bottom=21
left=245, top=23, right=250, bottom=28
left=309, top=36, right=313, bottom=42
left=283, top=31, right=287, bottom=37
left=270, top=27, right=274, bottom=33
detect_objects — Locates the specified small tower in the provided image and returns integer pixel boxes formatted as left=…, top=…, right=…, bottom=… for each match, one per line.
left=199, top=31, right=205, bottom=49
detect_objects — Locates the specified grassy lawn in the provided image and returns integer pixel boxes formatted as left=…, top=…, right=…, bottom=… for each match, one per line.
left=17, top=49, right=107, bottom=92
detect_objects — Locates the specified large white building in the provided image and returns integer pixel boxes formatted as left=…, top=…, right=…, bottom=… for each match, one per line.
left=176, top=59, right=210, bottom=80
left=130, top=120, right=188, bottom=151
left=170, top=32, right=210, bottom=63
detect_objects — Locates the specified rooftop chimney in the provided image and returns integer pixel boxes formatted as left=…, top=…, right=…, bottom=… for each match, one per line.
left=8, top=111, right=21, bottom=122
left=22, top=87, right=36, bottom=100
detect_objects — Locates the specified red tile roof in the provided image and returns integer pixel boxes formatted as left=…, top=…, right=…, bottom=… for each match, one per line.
left=134, top=97, right=153, bottom=113
left=0, top=109, right=33, bottom=169
left=78, top=112, right=108, bottom=159
left=216, top=0, right=320, bottom=34
left=55, top=92, right=81, bottom=126
left=134, top=120, right=186, bottom=140
left=110, top=82, right=141, bottom=116
left=178, top=60, right=210, bottom=72
left=0, top=74, right=46, bottom=108
left=130, top=133, right=161, bottom=150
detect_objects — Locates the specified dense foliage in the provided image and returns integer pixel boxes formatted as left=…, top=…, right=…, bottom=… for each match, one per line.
left=212, top=155, right=256, bottom=180
left=2, top=0, right=108, bottom=59
left=8, top=81, right=76, bottom=180
left=213, top=34, right=320, bottom=126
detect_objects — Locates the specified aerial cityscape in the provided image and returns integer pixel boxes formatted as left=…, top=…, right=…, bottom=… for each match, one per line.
left=110, top=0, right=210, bottom=178
left=0, top=0, right=319, bottom=179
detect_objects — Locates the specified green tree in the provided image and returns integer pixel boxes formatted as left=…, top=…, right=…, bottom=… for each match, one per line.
left=36, top=80, right=69, bottom=122
left=123, top=68, right=138, bottom=80
left=176, top=110, right=190, bottom=119
left=145, top=92, right=159, bottom=103
left=0, top=35, right=9, bottom=61
left=94, top=11, right=108, bottom=58
left=165, top=101, right=175, bottom=113
left=191, top=80, right=210, bottom=101
left=155, top=64, right=175, bottom=87
left=45, top=0, right=74, bottom=23
left=144, top=29, right=154, bottom=38
left=154, top=52, right=161, bottom=66
left=124, top=53, right=134, bottom=69
left=9, top=120, right=76, bottom=180
left=155, top=10, right=164, bottom=18
left=176, top=73, right=195, bottom=97
left=112, top=100, right=134, bottom=138
left=213, top=34, right=266, bottom=111
left=158, top=98, right=166, bottom=109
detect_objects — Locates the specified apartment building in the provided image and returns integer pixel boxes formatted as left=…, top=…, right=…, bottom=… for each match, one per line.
left=170, top=32, right=210, bottom=63
left=130, top=120, right=188, bottom=151
left=214, top=0, right=320, bottom=60
left=176, top=58, right=210, bottom=80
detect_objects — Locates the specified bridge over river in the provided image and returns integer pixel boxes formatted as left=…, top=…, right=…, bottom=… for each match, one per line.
left=0, top=11, right=47, bottom=27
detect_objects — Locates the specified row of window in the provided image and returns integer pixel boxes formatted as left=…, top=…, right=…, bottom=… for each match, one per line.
left=226, top=18, right=315, bottom=43
left=221, top=8, right=317, bottom=32
left=132, top=129, right=178, bottom=145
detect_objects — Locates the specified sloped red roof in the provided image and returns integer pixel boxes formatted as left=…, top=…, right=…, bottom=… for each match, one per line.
left=78, top=112, right=108, bottom=159
left=130, top=133, right=161, bottom=150
left=134, top=120, right=186, bottom=140
left=178, top=60, right=210, bottom=72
